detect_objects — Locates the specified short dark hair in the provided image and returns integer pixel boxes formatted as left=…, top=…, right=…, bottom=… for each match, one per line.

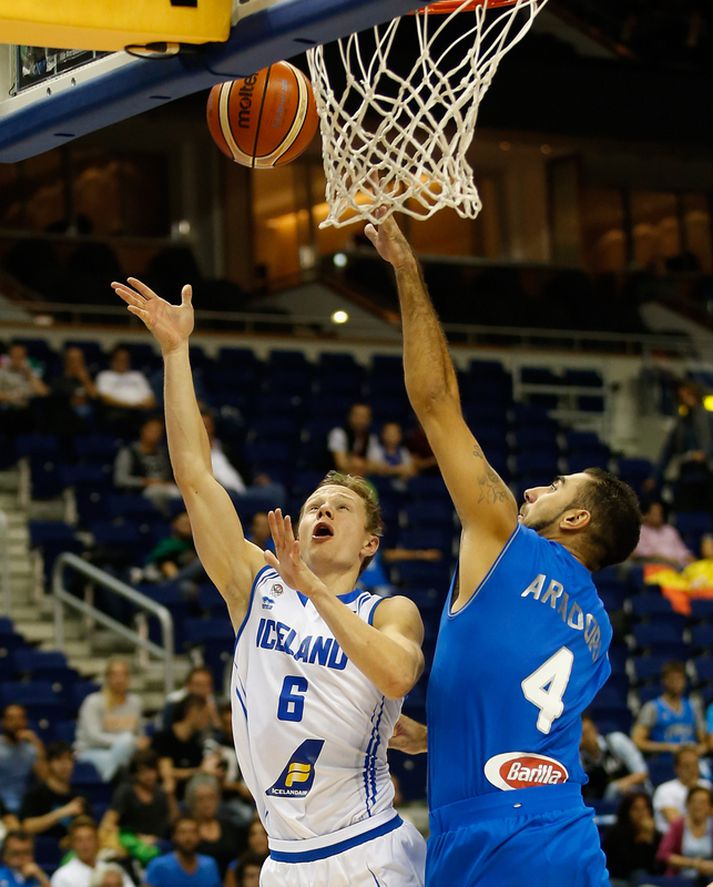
left=129, top=748, right=159, bottom=775
left=174, top=693, right=208, bottom=721
left=662, top=660, right=686, bottom=679
left=0, top=703, right=26, bottom=718
left=46, top=741, right=73, bottom=762
left=674, top=745, right=699, bottom=766
left=185, top=666, right=212, bottom=685
left=68, top=816, right=97, bottom=838
left=1, top=829, right=32, bottom=859
left=687, top=785, right=712, bottom=806
left=171, top=815, right=198, bottom=835
left=235, top=851, right=266, bottom=883
left=578, top=468, right=641, bottom=570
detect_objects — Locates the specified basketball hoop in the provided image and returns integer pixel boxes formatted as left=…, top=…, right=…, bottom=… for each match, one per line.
left=306, top=0, right=547, bottom=228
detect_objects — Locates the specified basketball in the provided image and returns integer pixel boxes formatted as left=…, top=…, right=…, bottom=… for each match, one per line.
left=206, top=61, right=319, bottom=169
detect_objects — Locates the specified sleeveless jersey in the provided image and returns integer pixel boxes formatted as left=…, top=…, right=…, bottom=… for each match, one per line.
left=427, top=524, right=613, bottom=810
left=231, top=566, right=401, bottom=843
left=649, top=697, right=698, bottom=744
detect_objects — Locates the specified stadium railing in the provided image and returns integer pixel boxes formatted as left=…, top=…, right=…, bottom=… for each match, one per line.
left=52, top=552, right=176, bottom=694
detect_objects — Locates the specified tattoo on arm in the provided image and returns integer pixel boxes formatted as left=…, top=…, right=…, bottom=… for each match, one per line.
left=472, top=445, right=509, bottom=504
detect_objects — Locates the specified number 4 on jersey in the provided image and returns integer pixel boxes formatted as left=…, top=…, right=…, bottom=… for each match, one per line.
left=521, top=646, right=574, bottom=734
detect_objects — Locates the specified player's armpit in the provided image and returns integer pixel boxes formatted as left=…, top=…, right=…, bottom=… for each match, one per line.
left=177, top=473, right=265, bottom=630
left=419, top=399, right=518, bottom=540
left=372, top=595, right=425, bottom=697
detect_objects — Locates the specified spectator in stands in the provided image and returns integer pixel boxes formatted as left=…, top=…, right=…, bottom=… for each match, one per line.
left=113, top=417, right=180, bottom=516
left=206, top=702, right=254, bottom=826
left=632, top=500, right=694, bottom=568
left=368, top=422, right=415, bottom=480
left=244, top=818, right=268, bottom=858
left=20, top=741, right=91, bottom=840
left=580, top=713, right=649, bottom=801
left=75, top=657, right=148, bottom=782
left=0, top=830, right=51, bottom=887
left=653, top=747, right=712, bottom=833
left=96, top=347, right=155, bottom=434
left=647, top=380, right=713, bottom=513
left=185, top=774, right=243, bottom=878
left=0, top=704, right=47, bottom=814
left=247, top=512, right=274, bottom=554
left=602, top=791, right=662, bottom=887
left=405, top=423, right=438, bottom=476
left=201, top=413, right=284, bottom=509
left=142, top=816, right=221, bottom=887
left=160, top=667, right=219, bottom=733
left=0, top=343, right=49, bottom=434
left=142, top=511, right=200, bottom=584
left=48, top=346, right=98, bottom=437
left=632, top=661, right=707, bottom=755
left=100, top=750, right=176, bottom=865
left=327, top=402, right=379, bottom=474
left=50, top=817, right=133, bottom=887
left=223, top=851, right=264, bottom=887
left=151, top=695, right=219, bottom=801
left=657, top=786, right=713, bottom=880
left=224, top=818, right=268, bottom=885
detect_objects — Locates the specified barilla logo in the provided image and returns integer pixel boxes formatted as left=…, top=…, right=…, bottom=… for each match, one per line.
left=484, top=752, right=568, bottom=791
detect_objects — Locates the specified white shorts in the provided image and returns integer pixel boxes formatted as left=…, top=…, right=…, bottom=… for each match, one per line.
left=260, top=815, right=426, bottom=887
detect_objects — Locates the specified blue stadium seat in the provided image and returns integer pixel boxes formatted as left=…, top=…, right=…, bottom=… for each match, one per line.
left=692, top=656, right=713, bottom=684
left=33, top=836, right=62, bottom=871
left=388, top=750, right=427, bottom=803
left=11, top=649, right=68, bottom=676
left=183, top=619, right=235, bottom=649
left=398, top=528, right=453, bottom=553
left=630, top=655, right=670, bottom=684
left=690, top=623, right=713, bottom=650
left=73, top=434, right=120, bottom=464
left=68, top=681, right=101, bottom=712
left=631, top=622, right=685, bottom=655
left=627, top=593, right=674, bottom=619
left=52, top=720, right=77, bottom=744
left=407, top=476, right=450, bottom=500
left=393, top=561, right=452, bottom=588
left=633, top=877, right=690, bottom=887
left=690, top=599, right=713, bottom=621
left=15, top=433, right=59, bottom=457
left=403, top=501, right=454, bottom=529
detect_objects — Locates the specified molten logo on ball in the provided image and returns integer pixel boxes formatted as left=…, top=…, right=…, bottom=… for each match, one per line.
left=206, top=61, right=319, bottom=169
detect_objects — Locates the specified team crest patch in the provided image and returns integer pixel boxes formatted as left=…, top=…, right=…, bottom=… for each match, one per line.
left=266, top=739, right=325, bottom=798
left=261, top=595, right=275, bottom=610
left=484, top=752, right=568, bottom=791
left=271, top=583, right=284, bottom=596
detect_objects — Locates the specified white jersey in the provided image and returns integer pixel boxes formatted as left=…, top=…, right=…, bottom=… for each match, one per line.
left=231, top=566, right=402, bottom=851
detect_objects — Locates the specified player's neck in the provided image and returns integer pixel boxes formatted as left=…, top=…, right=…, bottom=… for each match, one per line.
left=540, top=529, right=592, bottom=571
left=310, top=563, right=360, bottom=597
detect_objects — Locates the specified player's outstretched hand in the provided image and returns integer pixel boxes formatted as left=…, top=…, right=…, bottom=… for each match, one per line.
left=111, top=277, right=194, bottom=354
left=264, top=508, right=326, bottom=598
left=388, top=714, right=428, bottom=755
left=364, top=206, right=415, bottom=272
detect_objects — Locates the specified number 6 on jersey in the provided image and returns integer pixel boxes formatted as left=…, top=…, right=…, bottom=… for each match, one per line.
left=521, top=646, right=574, bottom=734
left=278, top=675, right=309, bottom=722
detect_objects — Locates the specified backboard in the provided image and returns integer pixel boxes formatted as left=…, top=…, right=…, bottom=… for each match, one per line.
left=0, top=0, right=429, bottom=163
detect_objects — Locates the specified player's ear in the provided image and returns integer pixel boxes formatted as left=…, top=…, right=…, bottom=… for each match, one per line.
left=362, top=534, right=380, bottom=557
left=559, top=509, right=591, bottom=532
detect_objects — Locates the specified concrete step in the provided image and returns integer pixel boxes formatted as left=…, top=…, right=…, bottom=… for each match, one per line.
left=42, top=638, right=93, bottom=659
left=0, top=494, right=19, bottom=509
left=9, top=561, right=32, bottom=577
left=8, top=526, right=29, bottom=543
left=91, top=630, right=135, bottom=654
left=8, top=543, right=31, bottom=558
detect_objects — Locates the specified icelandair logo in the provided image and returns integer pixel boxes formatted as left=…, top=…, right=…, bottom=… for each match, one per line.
left=266, top=739, right=325, bottom=798
left=484, top=752, right=568, bottom=791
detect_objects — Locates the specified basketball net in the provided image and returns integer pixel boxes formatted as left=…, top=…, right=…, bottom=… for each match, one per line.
left=306, top=0, right=547, bottom=228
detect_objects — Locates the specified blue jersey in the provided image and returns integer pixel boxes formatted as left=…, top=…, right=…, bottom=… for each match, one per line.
left=649, top=696, right=698, bottom=744
left=427, top=524, right=613, bottom=810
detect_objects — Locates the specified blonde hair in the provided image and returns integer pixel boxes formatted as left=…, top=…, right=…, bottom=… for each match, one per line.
left=300, top=471, right=383, bottom=574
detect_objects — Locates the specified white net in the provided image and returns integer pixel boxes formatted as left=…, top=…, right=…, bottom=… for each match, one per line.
left=306, top=0, right=547, bottom=228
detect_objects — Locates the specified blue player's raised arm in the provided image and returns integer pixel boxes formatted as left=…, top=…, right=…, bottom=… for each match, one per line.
left=366, top=212, right=518, bottom=593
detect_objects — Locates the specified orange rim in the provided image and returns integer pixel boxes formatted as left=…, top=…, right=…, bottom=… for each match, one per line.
left=415, top=0, right=519, bottom=13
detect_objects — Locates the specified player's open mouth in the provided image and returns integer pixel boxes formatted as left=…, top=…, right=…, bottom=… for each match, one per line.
left=312, top=521, right=334, bottom=540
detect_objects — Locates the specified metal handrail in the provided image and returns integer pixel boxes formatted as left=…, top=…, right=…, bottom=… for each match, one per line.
left=0, top=510, right=10, bottom=616
left=52, top=553, right=175, bottom=695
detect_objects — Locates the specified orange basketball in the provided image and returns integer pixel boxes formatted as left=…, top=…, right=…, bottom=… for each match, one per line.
left=206, top=61, right=319, bottom=169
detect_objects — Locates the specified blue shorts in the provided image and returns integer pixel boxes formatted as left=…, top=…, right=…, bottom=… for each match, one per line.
left=427, top=783, right=609, bottom=887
